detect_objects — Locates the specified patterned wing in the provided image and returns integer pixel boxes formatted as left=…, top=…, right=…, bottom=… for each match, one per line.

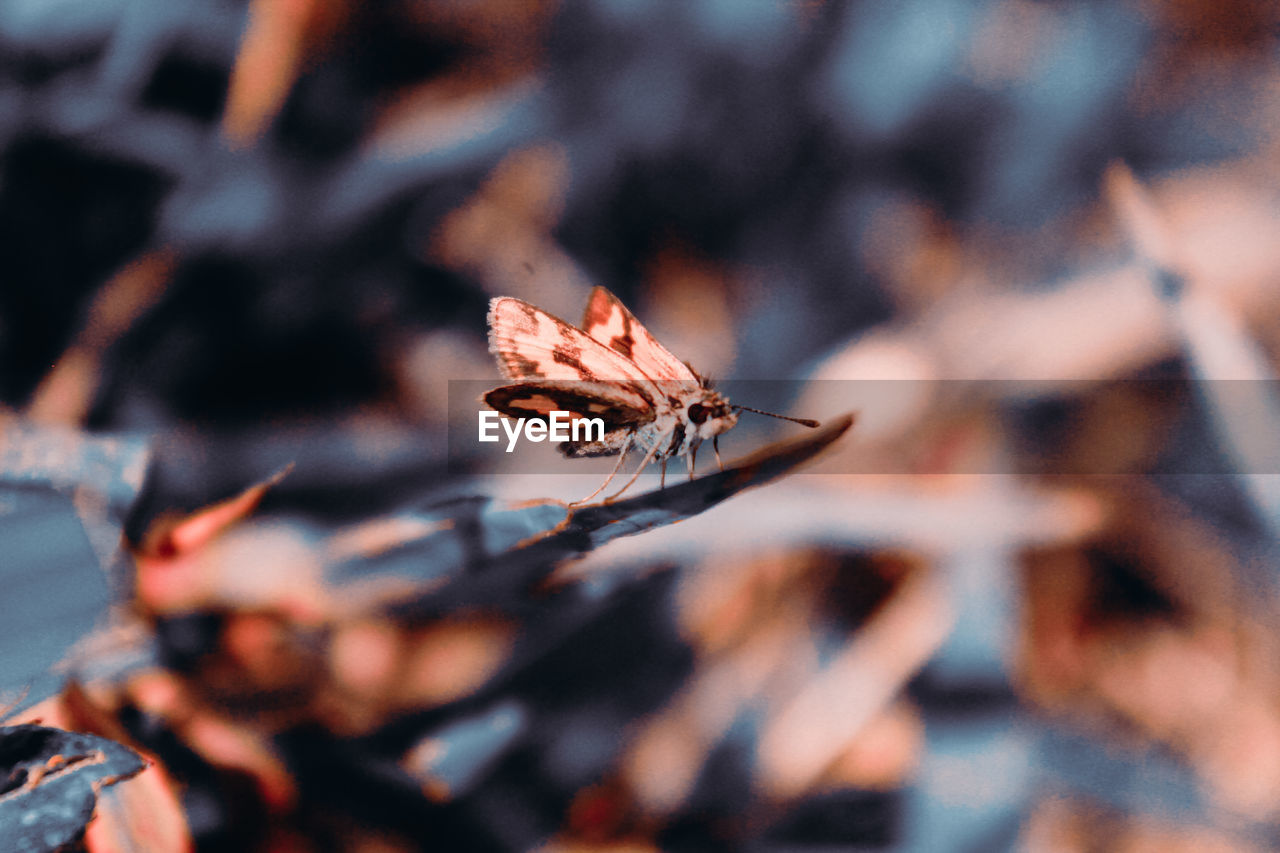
left=488, top=297, right=659, bottom=411
left=483, top=380, right=653, bottom=427
left=484, top=381, right=648, bottom=459
left=581, top=286, right=699, bottom=382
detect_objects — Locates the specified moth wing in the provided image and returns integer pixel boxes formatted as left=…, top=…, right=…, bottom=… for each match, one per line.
left=483, top=380, right=653, bottom=428
left=488, top=298, right=659, bottom=403
left=581, top=286, right=699, bottom=383
left=560, top=427, right=633, bottom=458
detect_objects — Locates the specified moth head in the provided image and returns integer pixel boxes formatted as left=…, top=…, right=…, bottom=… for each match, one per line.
left=687, top=391, right=738, bottom=438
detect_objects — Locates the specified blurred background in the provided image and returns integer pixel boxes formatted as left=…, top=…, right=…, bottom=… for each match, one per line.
left=4, top=0, right=1280, bottom=849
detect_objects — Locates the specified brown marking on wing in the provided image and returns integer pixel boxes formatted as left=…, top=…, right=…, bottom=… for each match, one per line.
left=487, top=297, right=659, bottom=395
left=581, top=289, right=616, bottom=329
left=484, top=381, right=653, bottom=428
left=608, top=335, right=634, bottom=359
left=500, top=352, right=544, bottom=378
left=497, top=393, right=559, bottom=414
left=579, top=287, right=698, bottom=382
left=551, top=346, right=582, bottom=369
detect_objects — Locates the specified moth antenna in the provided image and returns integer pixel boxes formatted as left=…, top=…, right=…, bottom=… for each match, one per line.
left=733, top=405, right=820, bottom=428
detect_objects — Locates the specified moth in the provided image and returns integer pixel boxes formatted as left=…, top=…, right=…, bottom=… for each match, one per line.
left=485, top=286, right=819, bottom=504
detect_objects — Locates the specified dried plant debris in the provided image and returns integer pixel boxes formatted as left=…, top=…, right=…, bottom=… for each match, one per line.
left=0, top=725, right=146, bottom=853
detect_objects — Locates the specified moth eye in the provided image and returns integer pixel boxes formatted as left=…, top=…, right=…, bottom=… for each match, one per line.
left=688, top=403, right=709, bottom=424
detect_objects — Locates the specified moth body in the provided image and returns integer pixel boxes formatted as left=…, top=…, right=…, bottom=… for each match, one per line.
left=630, top=385, right=738, bottom=460
left=484, top=286, right=809, bottom=504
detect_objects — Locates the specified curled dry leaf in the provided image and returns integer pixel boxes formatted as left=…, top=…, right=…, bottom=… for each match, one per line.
left=9, top=684, right=193, bottom=853
left=0, top=724, right=146, bottom=852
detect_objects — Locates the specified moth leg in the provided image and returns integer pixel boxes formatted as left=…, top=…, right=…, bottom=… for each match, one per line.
left=569, top=435, right=632, bottom=507
left=714, top=436, right=723, bottom=472
left=687, top=444, right=697, bottom=480
left=605, top=441, right=661, bottom=503
left=660, top=458, right=667, bottom=489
